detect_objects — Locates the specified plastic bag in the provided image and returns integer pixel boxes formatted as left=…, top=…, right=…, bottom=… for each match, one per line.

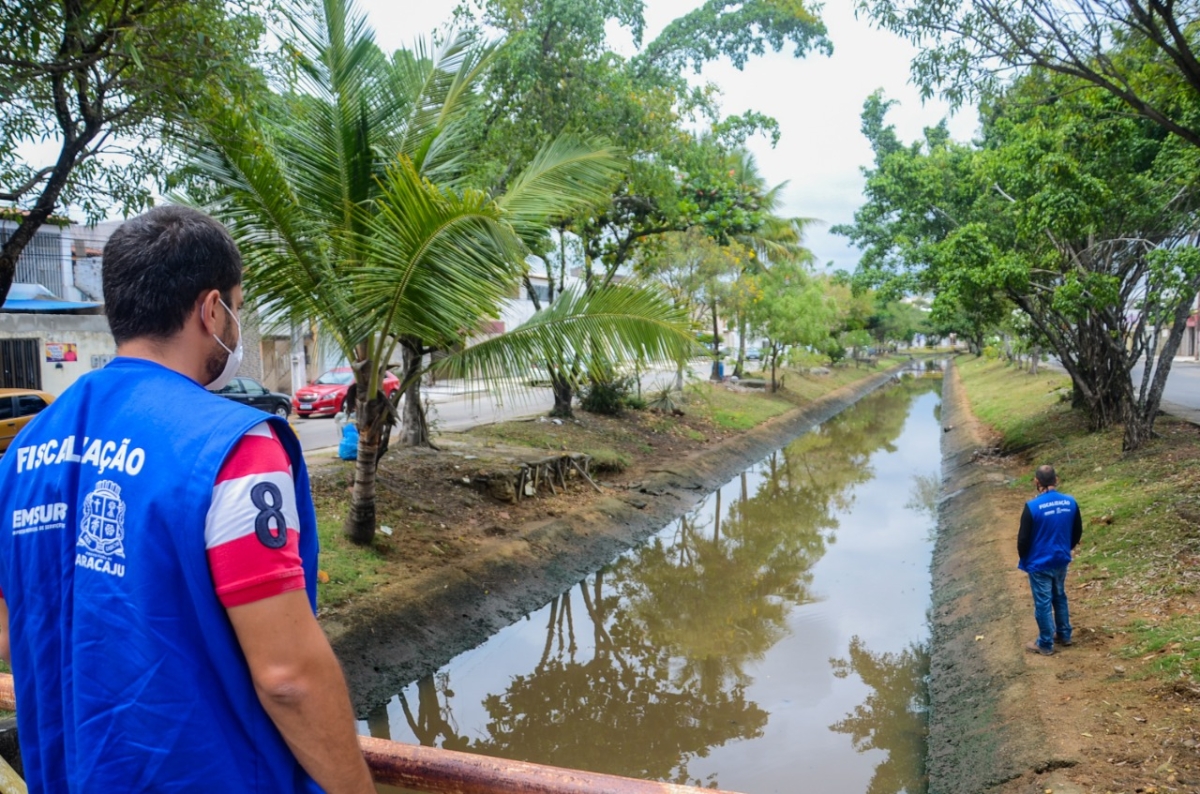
left=338, top=422, right=359, bottom=460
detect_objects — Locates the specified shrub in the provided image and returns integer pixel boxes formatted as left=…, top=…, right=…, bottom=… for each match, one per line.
left=580, top=376, right=636, bottom=415
left=647, top=386, right=682, bottom=414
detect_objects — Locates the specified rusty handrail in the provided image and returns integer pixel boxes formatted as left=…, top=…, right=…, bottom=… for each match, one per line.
left=0, top=674, right=742, bottom=794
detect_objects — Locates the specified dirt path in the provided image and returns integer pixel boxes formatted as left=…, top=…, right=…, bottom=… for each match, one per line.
left=325, top=365, right=911, bottom=715
left=931, top=362, right=1199, bottom=794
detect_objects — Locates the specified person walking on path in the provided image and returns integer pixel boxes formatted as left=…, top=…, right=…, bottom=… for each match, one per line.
left=0, top=206, right=374, bottom=793
left=1018, top=464, right=1083, bottom=656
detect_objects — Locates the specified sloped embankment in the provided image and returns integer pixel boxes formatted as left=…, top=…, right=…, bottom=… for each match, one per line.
left=928, top=362, right=1076, bottom=793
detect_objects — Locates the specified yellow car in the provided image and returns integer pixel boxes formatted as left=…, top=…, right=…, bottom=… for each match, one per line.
left=0, top=389, right=55, bottom=454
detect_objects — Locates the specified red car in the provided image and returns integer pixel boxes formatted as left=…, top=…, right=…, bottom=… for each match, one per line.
left=292, top=367, right=401, bottom=418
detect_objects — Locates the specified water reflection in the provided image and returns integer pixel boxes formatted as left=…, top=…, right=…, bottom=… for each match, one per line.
left=830, top=638, right=930, bottom=794
left=905, top=472, right=942, bottom=519
left=365, top=380, right=941, bottom=793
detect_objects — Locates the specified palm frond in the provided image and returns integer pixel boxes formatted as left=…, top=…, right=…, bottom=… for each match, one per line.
left=430, top=283, right=699, bottom=402
left=358, top=156, right=526, bottom=346
left=389, top=30, right=497, bottom=182
left=496, top=135, right=625, bottom=248
left=182, top=96, right=371, bottom=354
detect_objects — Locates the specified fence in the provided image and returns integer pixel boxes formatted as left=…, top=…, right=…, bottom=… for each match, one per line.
left=0, top=339, right=40, bottom=389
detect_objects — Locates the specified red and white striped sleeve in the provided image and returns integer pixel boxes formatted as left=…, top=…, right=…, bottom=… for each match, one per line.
left=205, top=421, right=305, bottom=608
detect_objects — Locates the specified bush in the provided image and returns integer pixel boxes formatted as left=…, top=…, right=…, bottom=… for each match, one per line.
left=625, top=393, right=648, bottom=411
left=647, top=385, right=682, bottom=414
left=580, top=376, right=636, bottom=415
left=824, top=340, right=847, bottom=365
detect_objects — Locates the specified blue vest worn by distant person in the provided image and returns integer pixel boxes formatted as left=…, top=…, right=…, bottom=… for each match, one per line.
left=0, top=358, right=322, bottom=793
left=1019, top=490, right=1078, bottom=573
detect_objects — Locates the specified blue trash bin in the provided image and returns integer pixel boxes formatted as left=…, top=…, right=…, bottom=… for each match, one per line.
left=717, top=361, right=725, bottom=379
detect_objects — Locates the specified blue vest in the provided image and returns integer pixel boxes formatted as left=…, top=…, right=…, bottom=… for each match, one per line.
left=0, top=358, right=322, bottom=793
left=1019, top=490, right=1078, bottom=573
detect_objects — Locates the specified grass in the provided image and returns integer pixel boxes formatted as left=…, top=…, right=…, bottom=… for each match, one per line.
left=1123, top=615, right=1200, bottom=679
left=956, top=355, right=1200, bottom=680
left=777, top=354, right=911, bottom=403
left=682, top=381, right=795, bottom=430
left=462, top=418, right=635, bottom=471
left=312, top=493, right=394, bottom=610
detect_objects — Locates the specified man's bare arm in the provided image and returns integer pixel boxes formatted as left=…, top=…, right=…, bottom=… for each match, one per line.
left=227, top=590, right=373, bottom=794
left=0, top=599, right=8, bottom=664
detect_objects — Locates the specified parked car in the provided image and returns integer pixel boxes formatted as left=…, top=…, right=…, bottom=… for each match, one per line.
left=0, top=388, right=55, bottom=454
left=745, top=346, right=762, bottom=361
left=292, top=367, right=401, bottom=418
left=215, top=377, right=293, bottom=418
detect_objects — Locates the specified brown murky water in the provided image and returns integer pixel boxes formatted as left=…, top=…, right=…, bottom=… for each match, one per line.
left=362, top=373, right=943, bottom=794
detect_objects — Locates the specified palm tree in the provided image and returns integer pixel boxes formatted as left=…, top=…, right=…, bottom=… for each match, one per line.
left=188, top=0, right=694, bottom=544
left=728, top=150, right=817, bottom=376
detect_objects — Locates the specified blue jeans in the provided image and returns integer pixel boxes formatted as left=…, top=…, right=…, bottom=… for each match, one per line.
left=1028, top=567, right=1071, bottom=652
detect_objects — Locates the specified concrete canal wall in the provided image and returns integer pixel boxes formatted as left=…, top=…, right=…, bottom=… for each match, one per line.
left=927, top=362, right=1067, bottom=794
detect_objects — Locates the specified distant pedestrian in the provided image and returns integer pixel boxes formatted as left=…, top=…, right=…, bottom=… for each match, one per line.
left=1018, top=464, right=1082, bottom=656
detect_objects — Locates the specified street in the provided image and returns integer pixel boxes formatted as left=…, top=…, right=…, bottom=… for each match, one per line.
left=291, top=386, right=557, bottom=451
left=292, top=365, right=695, bottom=452
left=1129, top=357, right=1200, bottom=423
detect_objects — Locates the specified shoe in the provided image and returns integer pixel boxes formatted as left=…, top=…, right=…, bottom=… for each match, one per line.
left=1025, top=641, right=1054, bottom=656
left=1056, top=636, right=1073, bottom=647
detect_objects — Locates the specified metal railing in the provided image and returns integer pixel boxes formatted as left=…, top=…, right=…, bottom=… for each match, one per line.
left=0, top=674, right=743, bottom=794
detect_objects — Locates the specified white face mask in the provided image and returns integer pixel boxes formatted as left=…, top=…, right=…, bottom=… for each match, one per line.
left=205, top=298, right=244, bottom=392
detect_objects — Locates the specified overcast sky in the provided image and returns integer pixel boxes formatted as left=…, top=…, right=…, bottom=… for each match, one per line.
left=359, top=0, right=978, bottom=272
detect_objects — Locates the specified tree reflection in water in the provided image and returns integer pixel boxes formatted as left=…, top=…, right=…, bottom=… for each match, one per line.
left=391, top=381, right=938, bottom=786
left=905, top=472, right=941, bottom=519
left=830, top=637, right=930, bottom=794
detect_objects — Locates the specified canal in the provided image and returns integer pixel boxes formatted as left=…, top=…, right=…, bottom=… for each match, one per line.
left=360, top=372, right=943, bottom=794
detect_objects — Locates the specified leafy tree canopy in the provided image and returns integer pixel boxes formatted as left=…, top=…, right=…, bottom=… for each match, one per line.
left=839, top=70, right=1200, bottom=448
left=0, top=0, right=268, bottom=303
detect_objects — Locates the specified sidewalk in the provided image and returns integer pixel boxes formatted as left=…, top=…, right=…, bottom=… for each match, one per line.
left=1159, top=400, right=1200, bottom=425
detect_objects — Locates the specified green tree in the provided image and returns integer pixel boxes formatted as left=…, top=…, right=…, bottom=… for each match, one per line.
left=871, top=299, right=930, bottom=350
left=0, top=0, right=265, bottom=304
left=455, top=0, right=831, bottom=411
left=834, top=92, right=1010, bottom=355
left=840, top=77, right=1200, bottom=449
left=728, top=149, right=817, bottom=376
left=746, top=259, right=832, bottom=390
left=858, top=0, right=1200, bottom=152
left=191, top=0, right=693, bottom=544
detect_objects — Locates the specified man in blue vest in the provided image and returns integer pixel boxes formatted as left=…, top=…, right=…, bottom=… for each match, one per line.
left=0, top=206, right=374, bottom=792
left=1018, top=464, right=1083, bottom=656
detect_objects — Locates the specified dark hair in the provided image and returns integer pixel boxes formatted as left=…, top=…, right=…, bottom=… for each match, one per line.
left=102, top=205, right=242, bottom=344
left=1035, top=465, right=1057, bottom=488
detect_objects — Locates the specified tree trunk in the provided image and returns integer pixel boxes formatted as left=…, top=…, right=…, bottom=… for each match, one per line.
left=733, top=311, right=746, bottom=378
left=710, top=300, right=721, bottom=381
left=1123, top=298, right=1192, bottom=451
left=550, top=371, right=574, bottom=418
left=1029, top=345, right=1040, bottom=375
left=397, top=341, right=432, bottom=448
left=344, top=362, right=387, bottom=545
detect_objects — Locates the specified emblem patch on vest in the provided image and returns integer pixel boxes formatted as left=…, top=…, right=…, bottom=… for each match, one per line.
left=76, top=480, right=127, bottom=578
